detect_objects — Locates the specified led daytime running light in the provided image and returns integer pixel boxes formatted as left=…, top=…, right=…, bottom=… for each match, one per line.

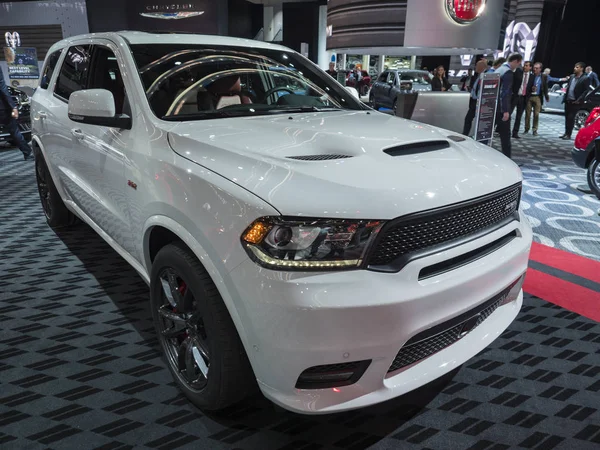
left=247, top=245, right=360, bottom=269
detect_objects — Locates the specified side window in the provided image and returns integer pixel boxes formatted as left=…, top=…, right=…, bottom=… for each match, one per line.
left=54, top=45, right=92, bottom=100
left=87, top=46, right=128, bottom=115
left=39, top=50, right=62, bottom=90
left=387, top=72, right=395, bottom=84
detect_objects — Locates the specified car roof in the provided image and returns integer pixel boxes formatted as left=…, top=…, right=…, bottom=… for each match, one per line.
left=48, top=31, right=291, bottom=53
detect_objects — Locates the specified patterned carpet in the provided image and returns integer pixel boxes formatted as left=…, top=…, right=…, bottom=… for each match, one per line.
left=0, top=115, right=599, bottom=450
left=506, top=113, right=600, bottom=261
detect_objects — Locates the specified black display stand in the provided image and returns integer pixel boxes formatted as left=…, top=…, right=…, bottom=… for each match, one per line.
left=474, top=73, right=501, bottom=145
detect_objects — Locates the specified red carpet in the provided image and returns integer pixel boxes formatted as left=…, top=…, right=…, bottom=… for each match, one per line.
left=525, top=243, right=600, bottom=322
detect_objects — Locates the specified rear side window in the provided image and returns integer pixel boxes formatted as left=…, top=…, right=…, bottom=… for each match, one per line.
left=39, top=50, right=62, bottom=90
left=54, top=45, right=92, bottom=100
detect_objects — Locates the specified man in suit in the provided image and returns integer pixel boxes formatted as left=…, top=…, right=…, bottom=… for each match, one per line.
left=462, top=58, right=488, bottom=136
left=511, top=61, right=532, bottom=139
left=495, top=53, right=524, bottom=159
left=524, top=62, right=550, bottom=136
left=0, top=73, right=33, bottom=160
left=586, top=66, right=599, bottom=88
left=561, top=62, right=592, bottom=140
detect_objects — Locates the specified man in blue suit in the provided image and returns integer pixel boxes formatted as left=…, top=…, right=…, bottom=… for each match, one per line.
left=494, top=53, right=524, bottom=159
left=0, top=73, right=33, bottom=160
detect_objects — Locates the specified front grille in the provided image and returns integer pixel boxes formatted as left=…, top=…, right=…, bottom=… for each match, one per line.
left=368, top=184, right=521, bottom=268
left=387, top=287, right=510, bottom=373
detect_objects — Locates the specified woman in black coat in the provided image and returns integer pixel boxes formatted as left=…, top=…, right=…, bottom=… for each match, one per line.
left=431, top=65, right=452, bottom=92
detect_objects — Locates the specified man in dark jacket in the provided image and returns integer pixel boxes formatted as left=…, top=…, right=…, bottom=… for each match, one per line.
left=561, top=62, right=592, bottom=140
left=524, top=62, right=550, bottom=136
left=495, top=53, right=524, bottom=159
left=511, top=61, right=532, bottom=138
left=0, top=73, right=33, bottom=160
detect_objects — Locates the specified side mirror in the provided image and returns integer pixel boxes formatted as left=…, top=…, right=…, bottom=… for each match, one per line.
left=68, top=89, right=132, bottom=130
left=345, top=86, right=360, bottom=99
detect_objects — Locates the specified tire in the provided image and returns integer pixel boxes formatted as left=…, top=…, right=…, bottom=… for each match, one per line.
left=35, top=150, right=77, bottom=228
left=574, top=109, right=590, bottom=131
left=150, top=242, right=256, bottom=411
left=370, top=94, right=378, bottom=111
left=587, top=158, right=600, bottom=199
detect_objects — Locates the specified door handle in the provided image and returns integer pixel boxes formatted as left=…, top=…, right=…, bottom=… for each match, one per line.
left=71, top=129, right=85, bottom=140
left=35, top=111, right=47, bottom=120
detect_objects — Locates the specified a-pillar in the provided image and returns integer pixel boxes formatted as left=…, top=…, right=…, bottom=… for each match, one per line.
left=264, top=3, right=283, bottom=42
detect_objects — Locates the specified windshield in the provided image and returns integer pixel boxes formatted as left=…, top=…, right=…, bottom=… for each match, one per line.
left=399, top=71, right=432, bottom=85
left=129, top=44, right=366, bottom=120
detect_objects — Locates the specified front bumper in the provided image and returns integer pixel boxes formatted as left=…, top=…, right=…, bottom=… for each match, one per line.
left=571, top=146, right=589, bottom=168
left=228, top=213, right=532, bottom=414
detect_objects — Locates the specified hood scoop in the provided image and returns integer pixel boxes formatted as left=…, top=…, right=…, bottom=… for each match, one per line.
left=286, top=154, right=354, bottom=161
left=384, top=140, right=450, bottom=157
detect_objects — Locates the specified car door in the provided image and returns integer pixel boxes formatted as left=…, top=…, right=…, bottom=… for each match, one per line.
left=383, top=72, right=397, bottom=108
left=37, top=45, right=91, bottom=198
left=67, top=40, right=136, bottom=255
left=372, top=72, right=387, bottom=104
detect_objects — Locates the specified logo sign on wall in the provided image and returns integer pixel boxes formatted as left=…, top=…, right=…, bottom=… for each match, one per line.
left=140, top=3, right=204, bottom=20
left=445, top=0, right=486, bottom=24
left=128, top=1, right=217, bottom=33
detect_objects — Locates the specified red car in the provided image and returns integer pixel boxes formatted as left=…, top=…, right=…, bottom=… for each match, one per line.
left=572, top=107, right=600, bottom=198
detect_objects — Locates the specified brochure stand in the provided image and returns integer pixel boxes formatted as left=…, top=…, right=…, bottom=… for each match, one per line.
left=473, top=72, right=501, bottom=145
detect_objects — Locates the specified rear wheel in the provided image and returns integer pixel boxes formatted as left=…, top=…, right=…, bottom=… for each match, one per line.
left=35, top=151, right=77, bottom=228
left=574, top=109, right=590, bottom=130
left=587, top=158, right=600, bottom=199
left=150, top=242, right=255, bottom=411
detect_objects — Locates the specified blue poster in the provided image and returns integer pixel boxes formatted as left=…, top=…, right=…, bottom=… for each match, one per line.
left=3, top=47, right=40, bottom=80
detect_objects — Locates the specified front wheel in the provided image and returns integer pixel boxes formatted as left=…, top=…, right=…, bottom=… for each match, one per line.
left=35, top=151, right=77, bottom=228
left=574, top=109, right=590, bottom=130
left=150, top=242, right=256, bottom=411
left=587, top=158, right=600, bottom=199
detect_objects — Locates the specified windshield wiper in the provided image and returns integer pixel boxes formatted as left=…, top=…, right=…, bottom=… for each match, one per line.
left=161, top=110, right=251, bottom=121
left=266, top=106, right=345, bottom=114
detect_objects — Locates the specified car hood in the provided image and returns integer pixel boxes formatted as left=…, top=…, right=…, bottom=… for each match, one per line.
left=167, top=111, right=522, bottom=219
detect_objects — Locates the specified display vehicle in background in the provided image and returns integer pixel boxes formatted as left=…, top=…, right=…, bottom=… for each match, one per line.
left=369, top=69, right=432, bottom=113
left=572, top=107, right=600, bottom=198
left=31, top=31, right=532, bottom=414
left=0, top=85, right=31, bottom=145
left=545, top=83, right=600, bottom=130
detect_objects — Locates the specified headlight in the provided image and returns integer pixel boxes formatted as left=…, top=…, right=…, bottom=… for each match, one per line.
left=241, top=217, right=385, bottom=271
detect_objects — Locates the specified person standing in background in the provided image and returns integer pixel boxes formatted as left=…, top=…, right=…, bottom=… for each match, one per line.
left=0, top=71, right=33, bottom=161
left=561, top=62, right=592, bottom=140
left=524, top=62, right=550, bottom=136
left=586, top=66, right=599, bottom=88
left=325, top=62, right=338, bottom=79
left=462, top=59, right=488, bottom=136
left=495, top=53, right=524, bottom=159
left=431, top=66, right=451, bottom=91
left=512, top=61, right=532, bottom=139
left=460, top=69, right=474, bottom=91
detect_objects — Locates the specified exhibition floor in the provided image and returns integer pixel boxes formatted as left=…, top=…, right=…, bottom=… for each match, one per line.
left=0, top=115, right=599, bottom=450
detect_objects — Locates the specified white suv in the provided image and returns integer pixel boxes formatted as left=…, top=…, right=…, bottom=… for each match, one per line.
left=31, top=32, right=532, bottom=414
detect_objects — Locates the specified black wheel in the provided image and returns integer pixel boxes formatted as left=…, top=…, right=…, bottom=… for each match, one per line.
left=370, top=94, right=378, bottom=111
left=35, top=151, right=77, bottom=228
left=574, top=109, right=590, bottom=130
left=587, top=158, right=600, bottom=199
left=150, top=242, right=255, bottom=411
